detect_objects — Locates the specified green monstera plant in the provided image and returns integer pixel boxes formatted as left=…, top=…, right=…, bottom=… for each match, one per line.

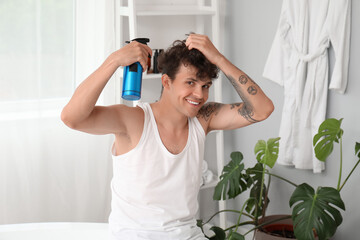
left=198, top=118, right=360, bottom=240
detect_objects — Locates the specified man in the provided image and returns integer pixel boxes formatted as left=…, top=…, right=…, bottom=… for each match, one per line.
left=61, top=34, right=274, bottom=239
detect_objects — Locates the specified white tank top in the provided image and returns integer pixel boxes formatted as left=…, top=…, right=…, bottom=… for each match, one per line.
left=109, top=102, right=207, bottom=240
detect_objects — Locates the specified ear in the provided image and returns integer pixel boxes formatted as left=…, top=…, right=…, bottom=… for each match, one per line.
left=161, top=74, right=171, bottom=90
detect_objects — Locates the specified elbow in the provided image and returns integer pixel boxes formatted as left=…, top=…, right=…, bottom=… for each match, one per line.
left=266, top=100, right=275, bottom=118
left=256, top=100, right=275, bottom=122
left=61, top=108, right=78, bottom=129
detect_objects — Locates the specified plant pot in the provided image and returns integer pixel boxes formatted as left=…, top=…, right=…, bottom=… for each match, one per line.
left=254, top=214, right=295, bottom=240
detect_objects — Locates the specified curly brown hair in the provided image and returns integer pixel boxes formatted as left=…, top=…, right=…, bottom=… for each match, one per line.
left=157, top=39, right=219, bottom=81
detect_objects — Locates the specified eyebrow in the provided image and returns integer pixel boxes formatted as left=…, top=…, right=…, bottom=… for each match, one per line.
left=187, top=78, right=212, bottom=85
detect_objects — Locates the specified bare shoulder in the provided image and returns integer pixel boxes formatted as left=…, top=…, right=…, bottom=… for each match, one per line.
left=111, top=104, right=143, bottom=116
left=112, top=104, right=144, bottom=130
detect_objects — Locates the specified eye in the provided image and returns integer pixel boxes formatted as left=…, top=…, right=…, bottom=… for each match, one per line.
left=186, top=81, right=194, bottom=86
left=202, top=84, right=211, bottom=89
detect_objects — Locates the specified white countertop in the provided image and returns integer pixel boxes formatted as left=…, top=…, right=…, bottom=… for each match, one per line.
left=0, top=222, right=109, bottom=240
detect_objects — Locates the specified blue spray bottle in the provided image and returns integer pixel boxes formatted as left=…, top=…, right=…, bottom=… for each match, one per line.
left=122, top=38, right=150, bottom=101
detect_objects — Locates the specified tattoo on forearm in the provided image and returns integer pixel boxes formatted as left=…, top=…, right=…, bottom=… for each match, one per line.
left=197, top=102, right=223, bottom=122
left=247, top=86, right=257, bottom=95
left=226, top=74, right=260, bottom=123
left=238, top=74, right=259, bottom=91
left=227, top=74, right=242, bottom=94
left=239, top=75, right=248, bottom=84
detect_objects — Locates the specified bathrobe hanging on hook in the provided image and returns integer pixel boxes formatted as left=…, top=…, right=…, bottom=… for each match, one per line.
left=263, top=0, right=351, bottom=173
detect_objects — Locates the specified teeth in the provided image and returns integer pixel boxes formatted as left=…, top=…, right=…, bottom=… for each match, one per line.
left=187, top=99, right=199, bottom=105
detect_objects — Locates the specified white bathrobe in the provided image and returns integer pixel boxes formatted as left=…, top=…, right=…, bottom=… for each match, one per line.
left=263, top=0, right=351, bottom=173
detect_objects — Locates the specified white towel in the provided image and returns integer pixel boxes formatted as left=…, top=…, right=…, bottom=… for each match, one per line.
left=201, top=160, right=214, bottom=186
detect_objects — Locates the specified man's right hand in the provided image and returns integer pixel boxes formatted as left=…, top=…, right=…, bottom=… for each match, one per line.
left=110, top=41, right=152, bottom=71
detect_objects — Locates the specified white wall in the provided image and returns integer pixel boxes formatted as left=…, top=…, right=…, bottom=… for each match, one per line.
left=223, top=0, right=360, bottom=239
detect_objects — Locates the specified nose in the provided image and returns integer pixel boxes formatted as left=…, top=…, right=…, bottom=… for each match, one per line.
left=193, top=85, right=203, bottom=99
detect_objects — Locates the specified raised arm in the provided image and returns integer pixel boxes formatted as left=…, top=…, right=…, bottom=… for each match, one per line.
left=185, top=34, right=274, bottom=133
left=61, top=41, right=152, bottom=135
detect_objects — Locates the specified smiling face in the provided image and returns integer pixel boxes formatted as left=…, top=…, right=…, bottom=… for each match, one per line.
left=163, top=63, right=212, bottom=118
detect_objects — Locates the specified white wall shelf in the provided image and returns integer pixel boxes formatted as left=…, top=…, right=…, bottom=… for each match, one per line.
left=119, top=5, right=216, bottom=16
left=115, top=0, right=226, bottom=229
left=143, top=73, right=162, bottom=80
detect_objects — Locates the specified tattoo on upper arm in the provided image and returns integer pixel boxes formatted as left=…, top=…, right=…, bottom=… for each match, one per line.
left=229, top=102, right=259, bottom=123
left=197, top=102, right=223, bottom=122
left=237, top=103, right=259, bottom=123
left=226, top=74, right=260, bottom=123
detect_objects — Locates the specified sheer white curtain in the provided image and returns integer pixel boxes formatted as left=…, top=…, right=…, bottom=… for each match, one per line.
left=0, top=0, right=116, bottom=224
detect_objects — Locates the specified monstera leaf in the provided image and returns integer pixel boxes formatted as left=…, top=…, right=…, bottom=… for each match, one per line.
left=254, top=137, right=280, bottom=168
left=213, top=151, right=248, bottom=200
left=313, top=118, right=343, bottom=162
left=227, top=230, right=245, bottom=240
left=208, top=226, right=226, bottom=240
left=207, top=224, right=245, bottom=240
left=289, top=183, right=345, bottom=240
left=245, top=163, right=268, bottom=216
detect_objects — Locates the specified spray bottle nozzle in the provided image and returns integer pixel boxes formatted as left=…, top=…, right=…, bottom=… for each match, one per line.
left=125, top=38, right=150, bottom=45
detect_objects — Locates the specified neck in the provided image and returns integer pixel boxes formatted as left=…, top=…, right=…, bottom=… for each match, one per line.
left=150, top=98, right=188, bottom=131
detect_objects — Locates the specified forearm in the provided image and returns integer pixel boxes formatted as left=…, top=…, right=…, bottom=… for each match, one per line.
left=217, top=56, right=274, bottom=123
left=61, top=54, right=118, bottom=126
